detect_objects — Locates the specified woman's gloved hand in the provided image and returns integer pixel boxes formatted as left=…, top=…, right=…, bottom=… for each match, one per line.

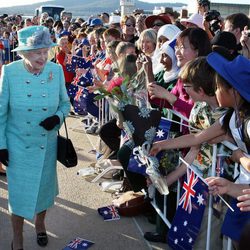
left=39, top=115, right=60, bottom=131
left=0, top=149, right=9, bottom=166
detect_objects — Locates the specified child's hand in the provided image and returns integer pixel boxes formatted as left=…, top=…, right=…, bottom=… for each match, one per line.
left=206, top=177, right=232, bottom=196
left=237, top=189, right=250, bottom=212
left=150, top=141, right=165, bottom=156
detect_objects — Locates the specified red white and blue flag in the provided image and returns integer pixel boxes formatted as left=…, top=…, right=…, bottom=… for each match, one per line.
left=98, top=205, right=120, bottom=221
left=127, top=118, right=171, bottom=175
left=153, top=118, right=171, bottom=142
left=63, top=237, right=94, bottom=250
left=168, top=167, right=208, bottom=250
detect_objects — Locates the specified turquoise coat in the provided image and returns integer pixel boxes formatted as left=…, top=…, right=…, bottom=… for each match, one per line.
left=0, top=60, right=70, bottom=219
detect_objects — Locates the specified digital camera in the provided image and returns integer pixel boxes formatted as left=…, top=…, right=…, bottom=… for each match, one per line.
left=204, top=10, right=221, bottom=22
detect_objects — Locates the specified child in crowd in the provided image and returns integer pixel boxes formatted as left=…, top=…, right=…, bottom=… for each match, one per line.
left=1, top=31, right=12, bottom=63
left=150, top=51, right=250, bottom=247
left=56, top=36, right=75, bottom=109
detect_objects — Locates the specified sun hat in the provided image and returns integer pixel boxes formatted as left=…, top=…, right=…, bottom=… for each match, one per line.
left=89, top=18, right=103, bottom=27
left=180, top=13, right=203, bottom=29
left=207, top=52, right=250, bottom=101
left=145, top=14, right=171, bottom=29
left=12, top=25, right=57, bottom=52
left=108, top=15, right=121, bottom=25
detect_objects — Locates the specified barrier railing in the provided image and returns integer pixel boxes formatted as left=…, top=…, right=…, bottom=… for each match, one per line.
left=150, top=109, right=237, bottom=250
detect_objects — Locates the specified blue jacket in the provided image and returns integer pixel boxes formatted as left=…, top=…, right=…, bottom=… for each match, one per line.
left=0, top=60, right=70, bottom=219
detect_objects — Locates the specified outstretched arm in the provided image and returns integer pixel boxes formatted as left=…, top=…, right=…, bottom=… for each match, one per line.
left=150, top=120, right=225, bottom=156
left=166, top=146, right=200, bottom=186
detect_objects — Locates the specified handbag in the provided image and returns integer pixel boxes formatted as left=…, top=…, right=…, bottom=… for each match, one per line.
left=112, top=191, right=151, bottom=217
left=57, top=118, right=78, bottom=168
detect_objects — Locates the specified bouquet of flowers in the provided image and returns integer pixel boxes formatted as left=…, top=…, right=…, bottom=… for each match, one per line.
left=94, top=74, right=169, bottom=195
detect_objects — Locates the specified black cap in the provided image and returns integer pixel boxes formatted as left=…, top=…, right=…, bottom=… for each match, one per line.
left=211, top=31, right=237, bottom=51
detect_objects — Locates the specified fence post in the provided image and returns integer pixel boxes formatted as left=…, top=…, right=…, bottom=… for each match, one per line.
left=206, top=144, right=217, bottom=250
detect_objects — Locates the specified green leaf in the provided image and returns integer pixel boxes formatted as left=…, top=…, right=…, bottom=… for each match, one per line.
left=94, top=94, right=106, bottom=101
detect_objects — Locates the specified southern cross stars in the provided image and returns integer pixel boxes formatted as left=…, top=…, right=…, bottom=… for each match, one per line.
left=197, top=193, right=205, bottom=206
left=156, top=129, right=165, bottom=138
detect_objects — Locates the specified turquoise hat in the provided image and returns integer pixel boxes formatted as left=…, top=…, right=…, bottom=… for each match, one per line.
left=12, top=25, right=57, bottom=52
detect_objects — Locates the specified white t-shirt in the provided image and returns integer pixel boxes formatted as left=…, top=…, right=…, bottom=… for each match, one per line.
left=229, top=112, right=250, bottom=184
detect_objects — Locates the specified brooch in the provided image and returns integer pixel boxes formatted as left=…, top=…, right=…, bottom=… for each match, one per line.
left=48, top=71, right=53, bottom=81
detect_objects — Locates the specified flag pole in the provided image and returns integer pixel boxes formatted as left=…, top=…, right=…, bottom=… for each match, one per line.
left=206, top=144, right=217, bottom=250
left=179, top=157, right=234, bottom=212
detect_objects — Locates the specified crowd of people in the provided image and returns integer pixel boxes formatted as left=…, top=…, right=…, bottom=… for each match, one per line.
left=0, top=0, right=250, bottom=249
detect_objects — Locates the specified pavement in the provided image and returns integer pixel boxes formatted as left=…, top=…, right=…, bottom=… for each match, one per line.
left=0, top=116, right=168, bottom=250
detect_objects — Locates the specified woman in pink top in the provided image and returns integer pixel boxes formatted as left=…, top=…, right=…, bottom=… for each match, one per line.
left=148, top=28, right=211, bottom=121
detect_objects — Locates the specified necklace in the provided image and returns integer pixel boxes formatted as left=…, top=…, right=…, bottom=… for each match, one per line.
left=23, top=61, right=43, bottom=76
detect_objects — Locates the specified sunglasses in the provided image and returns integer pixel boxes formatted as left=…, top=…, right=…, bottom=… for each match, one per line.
left=125, top=23, right=135, bottom=27
left=153, top=22, right=164, bottom=27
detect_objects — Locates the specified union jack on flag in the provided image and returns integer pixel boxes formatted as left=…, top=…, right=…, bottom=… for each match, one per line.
left=72, top=75, right=81, bottom=86
left=66, top=55, right=77, bottom=72
left=63, top=237, right=94, bottom=250
left=98, top=205, right=120, bottom=221
left=179, top=169, right=199, bottom=214
left=76, top=68, right=87, bottom=77
left=74, top=87, right=84, bottom=101
left=66, top=54, right=73, bottom=64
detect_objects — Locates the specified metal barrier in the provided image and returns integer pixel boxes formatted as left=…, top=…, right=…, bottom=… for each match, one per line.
left=150, top=109, right=238, bottom=250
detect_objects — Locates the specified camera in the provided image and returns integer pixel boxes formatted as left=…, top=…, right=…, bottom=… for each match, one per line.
left=204, top=10, right=222, bottom=35
left=204, top=10, right=221, bottom=22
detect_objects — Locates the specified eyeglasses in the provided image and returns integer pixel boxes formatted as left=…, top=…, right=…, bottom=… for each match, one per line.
left=125, top=23, right=135, bottom=27
left=183, top=84, right=192, bottom=88
left=174, top=45, right=185, bottom=51
left=153, top=22, right=164, bottom=27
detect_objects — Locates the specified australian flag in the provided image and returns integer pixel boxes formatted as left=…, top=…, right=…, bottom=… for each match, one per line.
left=154, top=117, right=172, bottom=162
left=168, top=168, right=209, bottom=250
left=98, top=205, right=120, bottom=221
left=66, top=55, right=77, bottom=72
left=76, top=56, right=92, bottom=69
left=153, top=118, right=172, bottom=142
left=63, top=237, right=94, bottom=250
left=127, top=118, right=171, bottom=175
left=67, top=85, right=78, bottom=99
left=73, top=87, right=89, bottom=115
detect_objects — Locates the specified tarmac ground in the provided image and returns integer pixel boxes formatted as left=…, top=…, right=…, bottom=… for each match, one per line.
left=0, top=116, right=168, bottom=250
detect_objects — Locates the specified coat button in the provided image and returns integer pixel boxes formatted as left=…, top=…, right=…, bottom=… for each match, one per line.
left=26, top=121, right=31, bottom=124
left=42, top=107, right=47, bottom=111
left=26, top=80, right=30, bottom=84
left=42, top=94, right=46, bottom=97
left=41, top=80, right=45, bottom=84
left=25, top=146, right=30, bottom=149
left=41, top=133, right=46, bottom=136
left=27, top=94, right=32, bottom=97
left=26, top=133, right=31, bottom=136
left=40, top=146, right=45, bottom=149
left=28, top=108, right=32, bottom=111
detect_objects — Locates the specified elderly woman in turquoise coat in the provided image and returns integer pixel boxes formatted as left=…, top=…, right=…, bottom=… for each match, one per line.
left=0, top=26, right=70, bottom=250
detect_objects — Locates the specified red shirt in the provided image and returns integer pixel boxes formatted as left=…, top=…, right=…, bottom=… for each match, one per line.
left=56, top=51, right=74, bottom=83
